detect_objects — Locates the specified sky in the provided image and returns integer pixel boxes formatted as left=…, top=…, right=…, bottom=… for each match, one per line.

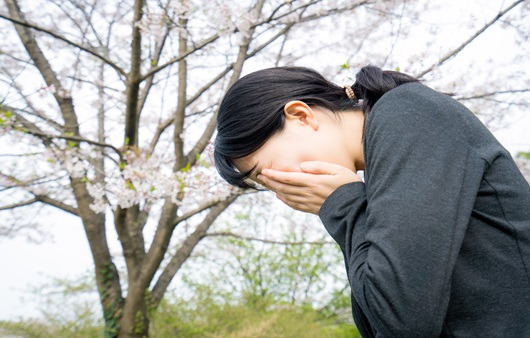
left=0, top=0, right=529, bottom=321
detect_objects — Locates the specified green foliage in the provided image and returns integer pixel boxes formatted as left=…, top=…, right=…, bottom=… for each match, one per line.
left=67, top=140, right=78, bottom=147
left=0, top=273, right=104, bottom=337
left=181, top=161, right=192, bottom=172
left=134, top=310, right=146, bottom=335
left=516, top=151, right=530, bottom=160
left=0, top=108, right=12, bottom=127
left=0, top=254, right=360, bottom=338
left=125, top=180, right=136, bottom=191
left=0, top=318, right=104, bottom=338
left=205, top=222, right=345, bottom=308
left=2, top=110, right=13, bottom=118
left=0, top=202, right=359, bottom=337
left=149, top=288, right=360, bottom=338
left=99, top=262, right=122, bottom=337
left=148, top=210, right=359, bottom=337
left=0, top=284, right=359, bottom=338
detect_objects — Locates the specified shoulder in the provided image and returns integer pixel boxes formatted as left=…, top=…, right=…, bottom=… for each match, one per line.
left=365, top=83, right=462, bottom=136
left=364, top=82, right=505, bottom=163
left=364, top=82, right=475, bottom=144
left=369, top=82, right=462, bottom=124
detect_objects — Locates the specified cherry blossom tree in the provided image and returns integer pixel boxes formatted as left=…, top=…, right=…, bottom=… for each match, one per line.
left=0, top=0, right=527, bottom=336
left=0, top=0, right=382, bottom=336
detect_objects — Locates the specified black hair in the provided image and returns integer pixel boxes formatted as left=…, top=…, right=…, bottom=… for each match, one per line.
left=214, top=65, right=419, bottom=189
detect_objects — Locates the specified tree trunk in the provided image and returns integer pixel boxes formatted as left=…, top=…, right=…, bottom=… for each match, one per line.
left=117, top=282, right=150, bottom=338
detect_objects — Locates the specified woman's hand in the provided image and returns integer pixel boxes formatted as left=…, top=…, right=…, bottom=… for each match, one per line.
left=257, top=161, right=362, bottom=214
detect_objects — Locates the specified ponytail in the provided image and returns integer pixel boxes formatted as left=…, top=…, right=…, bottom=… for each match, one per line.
left=352, top=65, right=420, bottom=115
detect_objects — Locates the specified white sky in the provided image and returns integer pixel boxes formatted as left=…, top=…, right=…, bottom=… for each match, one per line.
left=0, top=0, right=529, bottom=321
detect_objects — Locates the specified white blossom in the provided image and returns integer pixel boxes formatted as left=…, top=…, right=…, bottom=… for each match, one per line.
left=87, top=182, right=107, bottom=214
left=169, top=2, right=192, bottom=19
left=38, top=84, right=56, bottom=97
left=217, top=4, right=236, bottom=37
left=134, top=10, right=167, bottom=41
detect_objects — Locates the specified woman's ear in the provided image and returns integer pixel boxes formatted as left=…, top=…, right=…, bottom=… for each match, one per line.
left=284, top=101, right=319, bottom=131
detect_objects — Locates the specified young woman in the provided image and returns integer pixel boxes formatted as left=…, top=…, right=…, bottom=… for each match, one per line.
left=213, top=65, right=530, bottom=337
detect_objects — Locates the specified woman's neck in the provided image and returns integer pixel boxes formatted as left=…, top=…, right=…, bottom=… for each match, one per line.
left=339, top=109, right=365, bottom=171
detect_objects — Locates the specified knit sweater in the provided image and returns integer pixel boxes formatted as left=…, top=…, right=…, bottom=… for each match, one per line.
left=319, top=82, right=530, bottom=337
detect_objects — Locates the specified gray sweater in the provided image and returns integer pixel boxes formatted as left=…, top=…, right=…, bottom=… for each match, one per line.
left=319, top=82, right=530, bottom=337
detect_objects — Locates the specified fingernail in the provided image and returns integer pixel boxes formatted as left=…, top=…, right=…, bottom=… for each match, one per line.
left=261, top=169, right=270, bottom=175
left=257, top=174, right=264, bottom=180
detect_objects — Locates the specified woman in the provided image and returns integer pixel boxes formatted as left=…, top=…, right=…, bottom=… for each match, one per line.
left=213, top=65, right=530, bottom=337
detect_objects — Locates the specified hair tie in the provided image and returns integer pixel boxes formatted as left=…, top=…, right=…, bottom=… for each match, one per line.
left=344, top=84, right=356, bottom=100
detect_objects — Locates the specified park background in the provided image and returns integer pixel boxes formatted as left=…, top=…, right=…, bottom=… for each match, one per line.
left=0, top=0, right=529, bottom=336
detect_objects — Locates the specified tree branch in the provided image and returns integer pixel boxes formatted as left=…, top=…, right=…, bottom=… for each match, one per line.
left=186, top=66, right=232, bottom=106
left=147, top=22, right=296, bottom=157
left=136, top=0, right=175, bottom=119
left=416, top=0, right=525, bottom=78
left=23, top=129, right=122, bottom=158
left=172, top=198, right=229, bottom=226
left=5, top=106, right=54, bottom=147
left=0, top=197, right=38, bottom=211
left=138, top=0, right=305, bottom=82
left=151, top=194, right=238, bottom=306
left=136, top=27, right=170, bottom=116
left=123, top=0, right=144, bottom=147
left=457, top=89, right=530, bottom=101
left=113, top=206, right=142, bottom=280
left=139, top=33, right=220, bottom=82
left=181, top=0, right=266, bottom=170
left=5, top=0, right=81, bottom=136
left=6, top=106, right=122, bottom=168
left=295, top=0, right=369, bottom=24
left=148, top=116, right=172, bottom=156
left=183, top=20, right=292, bottom=169
left=0, top=71, right=64, bottom=131
left=0, top=12, right=126, bottom=77
left=173, top=7, right=189, bottom=169
left=36, top=195, right=80, bottom=216
left=205, top=231, right=336, bottom=246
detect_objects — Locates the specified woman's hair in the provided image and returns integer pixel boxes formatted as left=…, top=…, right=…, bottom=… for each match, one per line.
left=214, top=65, right=419, bottom=188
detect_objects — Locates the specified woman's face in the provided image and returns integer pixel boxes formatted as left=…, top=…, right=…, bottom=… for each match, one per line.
left=233, top=101, right=364, bottom=185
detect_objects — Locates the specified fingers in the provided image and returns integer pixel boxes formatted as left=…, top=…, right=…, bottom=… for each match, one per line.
left=275, top=192, right=319, bottom=214
left=300, top=161, right=353, bottom=175
left=258, top=172, right=318, bottom=203
left=261, top=177, right=304, bottom=195
left=257, top=164, right=358, bottom=215
left=259, top=169, right=311, bottom=186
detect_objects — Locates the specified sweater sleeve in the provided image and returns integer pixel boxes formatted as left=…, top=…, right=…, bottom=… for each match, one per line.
left=319, top=84, right=486, bottom=337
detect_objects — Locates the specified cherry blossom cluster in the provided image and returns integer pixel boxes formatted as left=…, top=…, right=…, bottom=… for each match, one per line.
left=212, top=3, right=260, bottom=43
left=134, top=9, right=168, bottom=41
left=83, top=145, right=235, bottom=214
